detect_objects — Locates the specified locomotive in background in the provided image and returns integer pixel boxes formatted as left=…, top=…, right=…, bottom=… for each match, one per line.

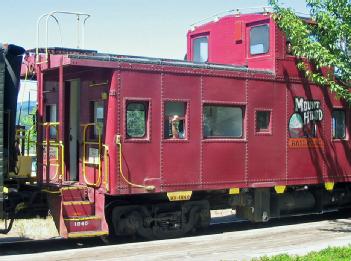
left=0, top=43, right=48, bottom=234
left=0, top=9, right=350, bottom=239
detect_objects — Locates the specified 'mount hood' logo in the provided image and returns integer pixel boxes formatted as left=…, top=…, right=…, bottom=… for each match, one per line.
left=289, top=97, right=323, bottom=138
left=294, top=97, right=323, bottom=124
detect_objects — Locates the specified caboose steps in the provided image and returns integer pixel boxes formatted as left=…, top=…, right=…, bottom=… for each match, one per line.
left=47, top=186, right=109, bottom=238
left=62, top=201, right=95, bottom=218
left=61, top=187, right=88, bottom=201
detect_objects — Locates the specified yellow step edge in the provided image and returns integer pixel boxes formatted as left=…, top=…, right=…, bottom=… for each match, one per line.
left=67, top=231, right=108, bottom=238
left=64, top=216, right=101, bottom=221
left=63, top=201, right=93, bottom=205
left=61, top=186, right=87, bottom=191
left=82, top=161, right=99, bottom=165
left=84, top=142, right=99, bottom=145
left=42, top=189, right=61, bottom=194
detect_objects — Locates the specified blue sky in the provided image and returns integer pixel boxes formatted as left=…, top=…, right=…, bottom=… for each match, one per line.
left=6, top=1, right=308, bottom=102
left=2, top=0, right=308, bottom=59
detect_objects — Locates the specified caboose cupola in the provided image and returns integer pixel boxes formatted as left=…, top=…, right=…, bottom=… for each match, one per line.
left=187, top=11, right=276, bottom=71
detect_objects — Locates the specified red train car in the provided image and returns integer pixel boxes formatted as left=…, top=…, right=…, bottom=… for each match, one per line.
left=22, top=11, right=350, bottom=239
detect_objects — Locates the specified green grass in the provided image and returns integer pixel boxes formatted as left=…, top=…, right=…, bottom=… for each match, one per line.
left=253, top=245, right=351, bottom=261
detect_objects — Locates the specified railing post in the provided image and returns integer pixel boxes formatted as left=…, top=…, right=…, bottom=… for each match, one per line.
left=81, top=123, right=102, bottom=187
left=45, top=124, right=50, bottom=184
left=103, top=145, right=109, bottom=192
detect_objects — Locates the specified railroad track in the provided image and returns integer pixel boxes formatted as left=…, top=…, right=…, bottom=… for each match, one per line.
left=0, top=209, right=349, bottom=257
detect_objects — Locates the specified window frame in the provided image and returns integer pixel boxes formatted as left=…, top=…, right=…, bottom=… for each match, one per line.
left=249, top=24, right=270, bottom=56
left=255, top=109, right=272, bottom=135
left=192, top=34, right=209, bottom=63
left=45, top=104, right=58, bottom=139
left=332, top=109, right=348, bottom=141
left=162, top=99, right=189, bottom=142
left=202, top=102, right=246, bottom=141
left=124, top=98, right=151, bottom=142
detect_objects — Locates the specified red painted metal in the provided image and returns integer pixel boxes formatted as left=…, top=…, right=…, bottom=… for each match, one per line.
left=187, top=14, right=276, bottom=71
left=64, top=217, right=102, bottom=233
left=61, top=188, right=87, bottom=202
left=62, top=202, right=94, bottom=218
left=65, top=218, right=101, bottom=233
left=24, top=12, right=350, bottom=237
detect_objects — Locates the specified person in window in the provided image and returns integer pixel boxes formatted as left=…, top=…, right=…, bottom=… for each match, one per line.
left=171, top=115, right=185, bottom=139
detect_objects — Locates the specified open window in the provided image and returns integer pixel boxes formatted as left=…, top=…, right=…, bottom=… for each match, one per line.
left=332, top=109, right=346, bottom=139
left=250, top=24, right=269, bottom=55
left=193, top=36, right=209, bottom=63
left=256, top=110, right=272, bottom=134
left=164, top=101, right=187, bottom=139
left=203, top=105, right=243, bottom=138
left=126, top=101, right=148, bottom=139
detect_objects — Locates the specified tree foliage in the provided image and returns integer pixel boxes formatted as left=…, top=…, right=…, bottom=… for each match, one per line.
left=270, top=0, right=351, bottom=104
left=19, top=106, right=37, bottom=153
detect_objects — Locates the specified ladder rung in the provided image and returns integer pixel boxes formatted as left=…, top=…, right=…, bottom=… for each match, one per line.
left=85, top=142, right=99, bottom=145
left=83, top=161, right=99, bottom=165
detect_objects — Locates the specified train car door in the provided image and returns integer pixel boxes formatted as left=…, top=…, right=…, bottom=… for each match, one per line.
left=161, top=74, right=201, bottom=188
left=67, top=79, right=80, bottom=181
left=119, top=70, right=161, bottom=193
left=247, top=80, right=286, bottom=184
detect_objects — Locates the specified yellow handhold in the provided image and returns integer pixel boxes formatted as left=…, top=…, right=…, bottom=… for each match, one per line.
left=101, top=92, right=108, bottom=100
left=325, top=182, right=334, bottom=191
left=229, top=188, right=240, bottom=195
left=274, top=185, right=286, bottom=194
left=3, top=187, right=9, bottom=194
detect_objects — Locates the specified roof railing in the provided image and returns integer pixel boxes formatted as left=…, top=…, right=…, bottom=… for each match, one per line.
left=189, top=6, right=272, bottom=30
left=36, top=11, right=91, bottom=63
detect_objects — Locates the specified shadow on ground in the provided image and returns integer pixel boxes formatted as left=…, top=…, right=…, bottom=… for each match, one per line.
left=0, top=209, right=350, bottom=256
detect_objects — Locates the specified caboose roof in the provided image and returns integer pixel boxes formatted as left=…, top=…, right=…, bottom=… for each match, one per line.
left=67, top=52, right=273, bottom=75
left=26, top=46, right=274, bottom=76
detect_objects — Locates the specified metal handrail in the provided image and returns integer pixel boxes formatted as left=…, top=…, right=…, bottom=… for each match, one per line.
left=36, top=11, right=91, bottom=63
left=36, top=13, right=63, bottom=63
left=189, top=6, right=272, bottom=29
left=41, top=122, right=64, bottom=182
left=59, top=140, right=65, bottom=182
left=81, top=123, right=102, bottom=187
left=102, top=144, right=109, bottom=192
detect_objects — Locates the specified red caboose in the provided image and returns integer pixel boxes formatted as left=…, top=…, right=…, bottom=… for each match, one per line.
left=23, top=10, right=350, bottom=239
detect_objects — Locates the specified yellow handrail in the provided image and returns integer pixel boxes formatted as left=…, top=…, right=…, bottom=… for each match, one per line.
left=40, top=122, right=64, bottom=182
left=115, top=135, right=155, bottom=191
left=102, top=144, right=109, bottom=192
left=59, top=141, right=64, bottom=182
left=81, top=123, right=102, bottom=187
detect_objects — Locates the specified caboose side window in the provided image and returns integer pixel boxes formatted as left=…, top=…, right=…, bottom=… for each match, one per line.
left=256, top=110, right=271, bottom=133
left=332, top=110, right=346, bottom=139
left=203, top=105, right=243, bottom=138
left=126, top=102, right=148, bottom=138
left=250, top=24, right=269, bottom=55
left=45, top=104, right=57, bottom=138
left=164, top=101, right=187, bottom=139
left=91, top=101, right=104, bottom=138
left=193, top=36, right=208, bottom=63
